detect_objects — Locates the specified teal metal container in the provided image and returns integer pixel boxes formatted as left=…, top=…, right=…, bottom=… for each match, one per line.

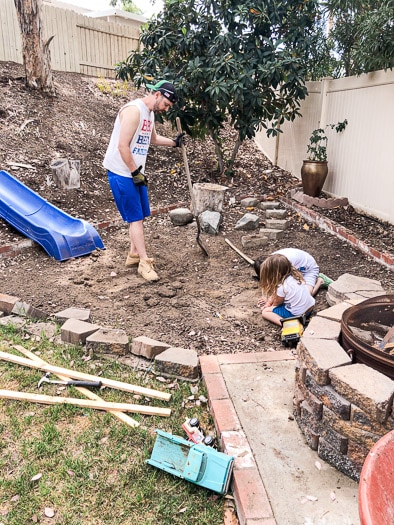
left=146, top=429, right=234, bottom=494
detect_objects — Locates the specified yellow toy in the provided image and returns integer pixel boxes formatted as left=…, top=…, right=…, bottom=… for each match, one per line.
left=280, top=316, right=305, bottom=347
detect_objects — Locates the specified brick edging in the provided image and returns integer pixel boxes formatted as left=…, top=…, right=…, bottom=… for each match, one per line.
left=2, top=198, right=393, bottom=272
left=281, top=196, right=394, bottom=271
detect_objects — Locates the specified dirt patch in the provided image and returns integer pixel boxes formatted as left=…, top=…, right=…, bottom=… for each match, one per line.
left=0, top=61, right=393, bottom=355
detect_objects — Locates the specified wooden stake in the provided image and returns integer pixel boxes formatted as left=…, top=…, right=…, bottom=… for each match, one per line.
left=0, top=350, right=171, bottom=401
left=224, top=238, right=255, bottom=266
left=0, top=389, right=171, bottom=417
left=13, top=345, right=140, bottom=428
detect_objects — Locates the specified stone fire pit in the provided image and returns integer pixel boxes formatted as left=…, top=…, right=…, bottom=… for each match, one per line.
left=294, top=274, right=394, bottom=481
left=341, top=294, right=394, bottom=379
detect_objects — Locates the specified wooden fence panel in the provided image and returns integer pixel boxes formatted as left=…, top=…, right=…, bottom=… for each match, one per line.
left=42, top=4, right=79, bottom=72
left=77, top=17, right=139, bottom=78
left=0, top=0, right=141, bottom=78
left=0, top=0, right=22, bottom=63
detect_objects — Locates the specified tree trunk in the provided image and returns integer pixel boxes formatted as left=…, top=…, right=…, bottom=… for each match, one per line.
left=229, top=135, right=242, bottom=171
left=209, top=129, right=224, bottom=175
left=193, top=183, right=228, bottom=215
left=13, top=0, right=55, bottom=95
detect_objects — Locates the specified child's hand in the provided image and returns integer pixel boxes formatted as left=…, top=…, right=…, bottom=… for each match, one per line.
left=257, top=296, right=267, bottom=308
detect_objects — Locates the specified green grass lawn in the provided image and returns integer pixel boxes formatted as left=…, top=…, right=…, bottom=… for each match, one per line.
left=0, top=324, right=225, bottom=525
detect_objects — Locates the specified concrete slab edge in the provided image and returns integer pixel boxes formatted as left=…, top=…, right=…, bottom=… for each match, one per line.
left=200, top=351, right=295, bottom=525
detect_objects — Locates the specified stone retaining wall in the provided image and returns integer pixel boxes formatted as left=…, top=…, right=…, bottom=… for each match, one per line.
left=293, top=311, right=394, bottom=481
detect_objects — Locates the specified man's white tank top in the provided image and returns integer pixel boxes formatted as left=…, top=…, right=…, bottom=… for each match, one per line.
left=103, top=99, right=154, bottom=177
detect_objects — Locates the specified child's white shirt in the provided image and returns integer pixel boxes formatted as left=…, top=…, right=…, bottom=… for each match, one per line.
left=277, top=275, right=315, bottom=316
left=274, top=248, right=319, bottom=287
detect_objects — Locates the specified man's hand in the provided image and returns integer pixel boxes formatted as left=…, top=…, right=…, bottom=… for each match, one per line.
left=173, top=132, right=186, bottom=147
left=131, top=166, right=148, bottom=186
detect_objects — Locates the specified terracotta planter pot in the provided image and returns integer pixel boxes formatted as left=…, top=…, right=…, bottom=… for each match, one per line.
left=301, top=160, right=328, bottom=197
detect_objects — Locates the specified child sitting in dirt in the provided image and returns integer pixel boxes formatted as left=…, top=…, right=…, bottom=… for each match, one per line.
left=254, top=247, right=332, bottom=297
left=257, top=253, right=316, bottom=326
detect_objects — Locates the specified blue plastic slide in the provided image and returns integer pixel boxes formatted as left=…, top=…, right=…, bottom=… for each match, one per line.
left=0, top=170, right=105, bottom=261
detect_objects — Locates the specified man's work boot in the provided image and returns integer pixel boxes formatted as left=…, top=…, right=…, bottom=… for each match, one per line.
left=125, top=253, right=140, bottom=267
left=138, top=258, right=159, bottom=282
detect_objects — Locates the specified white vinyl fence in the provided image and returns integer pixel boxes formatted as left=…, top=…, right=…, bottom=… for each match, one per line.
left=255, top=69, right=394, bottom=225
left=0, top=0, right=143, bottom=77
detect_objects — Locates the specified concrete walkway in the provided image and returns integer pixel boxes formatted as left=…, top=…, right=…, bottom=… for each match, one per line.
left=200, top=273, right=390, bottom=525
left=200, top=351, right=360, bottom=525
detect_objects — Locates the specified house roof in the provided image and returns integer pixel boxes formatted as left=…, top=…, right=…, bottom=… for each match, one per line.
left=43, top=1, right=147, bottom=23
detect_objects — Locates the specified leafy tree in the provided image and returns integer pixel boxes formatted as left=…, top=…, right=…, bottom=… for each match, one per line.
left=14, top=0, right=55, bottom=95
left=323, top=0, right=394, bottom=77
left=300, top=8, right=337, bottom=81
left=109, top=0, right=143, bottom=15
left=116, top=0, right=320, bottom=176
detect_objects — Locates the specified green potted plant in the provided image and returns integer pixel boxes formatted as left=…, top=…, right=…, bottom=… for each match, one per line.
left=301, top=119, right=348, bottom=197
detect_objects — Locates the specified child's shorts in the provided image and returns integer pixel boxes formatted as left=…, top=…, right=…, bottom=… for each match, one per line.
left=107, top=170, right=150, bottom=222
left=273, top=305, right=294, bottom=319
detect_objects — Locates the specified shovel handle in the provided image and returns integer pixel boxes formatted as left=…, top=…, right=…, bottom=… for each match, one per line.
left=175, top=117, right=194, bottom=204
left=67, top=380, right=102, bottom=388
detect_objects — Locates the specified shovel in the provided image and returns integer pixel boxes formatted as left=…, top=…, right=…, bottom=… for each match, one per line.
left=176, top=117, right=209, bottom=257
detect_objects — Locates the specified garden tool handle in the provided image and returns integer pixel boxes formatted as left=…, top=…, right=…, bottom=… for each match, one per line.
left=67, top=380, right=102, bottom=388
left=175, top=117, right=194, bottom=205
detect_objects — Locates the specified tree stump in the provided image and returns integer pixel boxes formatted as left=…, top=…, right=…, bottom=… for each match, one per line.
left=193, top=183, right=228, bottom=215
left=50, top=158, right=80, bottom=189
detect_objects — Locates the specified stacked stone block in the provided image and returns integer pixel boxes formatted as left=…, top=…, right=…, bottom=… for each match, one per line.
left=294, top=311, right=394, bottom=481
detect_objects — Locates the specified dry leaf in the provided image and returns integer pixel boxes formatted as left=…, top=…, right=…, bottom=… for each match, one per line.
left=44, top=507, right=55, bottom=517
left=303, top=223, right=310, bottom=231
left=31, top=473, right=42, bottom=482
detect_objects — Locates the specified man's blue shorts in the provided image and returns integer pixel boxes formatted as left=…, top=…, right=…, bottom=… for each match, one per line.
left=273, top=304, right=294, bottom=318
left=107, top=170, right=150, bottom=222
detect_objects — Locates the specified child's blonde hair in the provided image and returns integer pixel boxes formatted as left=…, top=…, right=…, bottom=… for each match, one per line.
left=259, top=254, right=304, bottom=298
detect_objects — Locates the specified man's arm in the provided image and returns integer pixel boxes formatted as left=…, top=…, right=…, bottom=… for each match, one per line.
left=117, top=105, right=141, bottom=172
left=150, top=125, right=177, bottom=147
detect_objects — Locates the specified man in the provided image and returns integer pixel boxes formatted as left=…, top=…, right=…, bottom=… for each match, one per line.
left=103, top=80, right=184, bottom=282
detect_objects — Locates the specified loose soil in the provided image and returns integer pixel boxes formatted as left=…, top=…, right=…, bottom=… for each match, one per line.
left=1, top=61, right=393, bottom=355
